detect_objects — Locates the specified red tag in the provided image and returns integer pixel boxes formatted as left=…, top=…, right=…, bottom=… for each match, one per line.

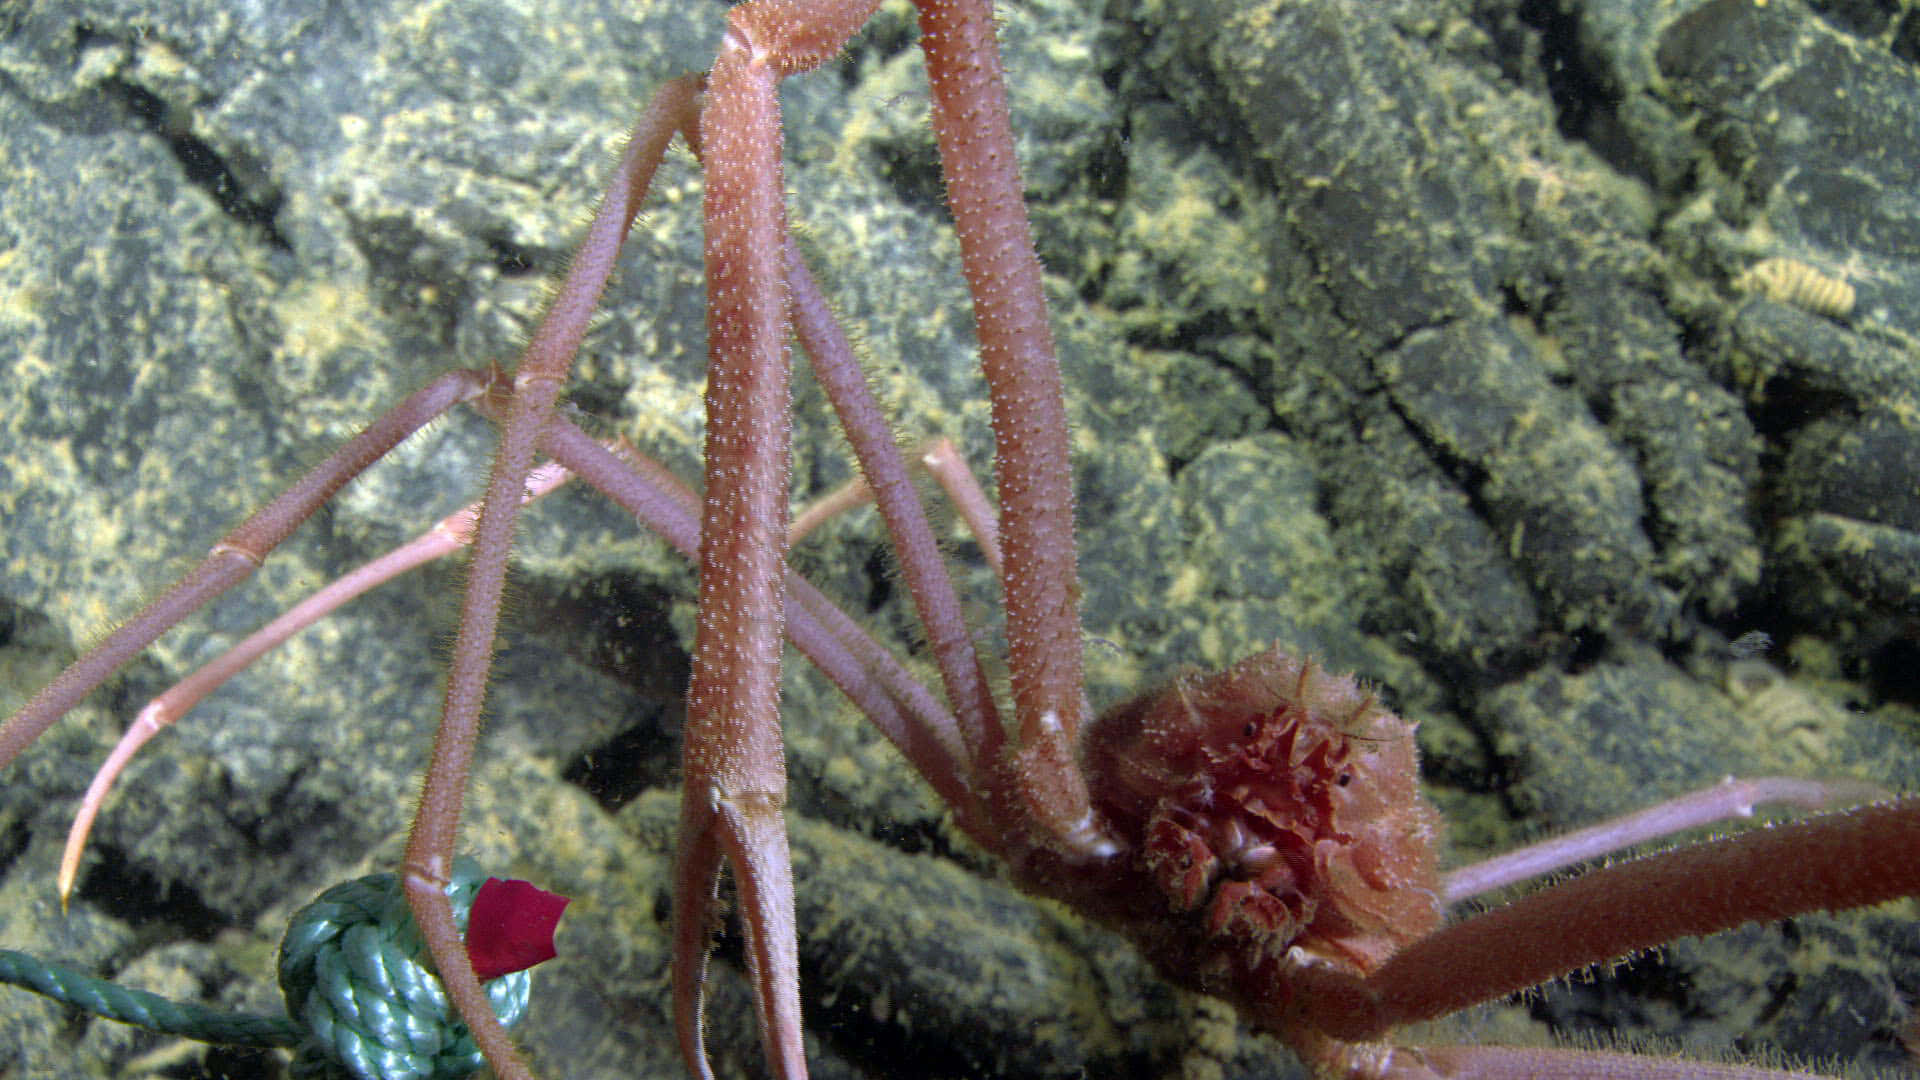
left=465, top=877, right=571, bottom=979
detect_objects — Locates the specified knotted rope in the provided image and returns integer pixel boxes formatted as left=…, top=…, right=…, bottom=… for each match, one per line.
left=1, top=857, right=534, bottom=1080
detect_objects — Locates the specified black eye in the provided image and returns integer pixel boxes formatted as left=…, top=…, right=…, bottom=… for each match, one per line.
left=1242, top=721, right=1258, bottom=739
left=1336, top=773, right=1352, bottom=786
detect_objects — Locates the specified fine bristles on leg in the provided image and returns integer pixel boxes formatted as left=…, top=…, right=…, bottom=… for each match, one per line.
left=1311, top=796, right=1920, bottom=1044
left=404, top=75, right=704, bottom=1080
left=1441, top=774, right=1892, bottom=903
left=0, top=370, right=488, bottom=773
left=58, top=462, right=573, bottom=908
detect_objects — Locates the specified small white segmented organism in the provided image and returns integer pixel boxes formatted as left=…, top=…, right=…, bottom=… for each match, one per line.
left=1734, top=256, right=1856, bottom=318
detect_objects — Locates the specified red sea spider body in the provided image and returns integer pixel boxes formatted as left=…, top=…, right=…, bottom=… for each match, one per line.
left=1075, top=646, right=1444, bottom=1022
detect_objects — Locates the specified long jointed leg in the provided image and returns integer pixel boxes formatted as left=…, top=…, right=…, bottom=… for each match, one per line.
left=400, top=76, right=701, bottom=1080
left=671, top=6, right=887, bottom=1079
left=0, top=369, right=487, bottom=771
left=1291, top=796, right=1920, bottom=1078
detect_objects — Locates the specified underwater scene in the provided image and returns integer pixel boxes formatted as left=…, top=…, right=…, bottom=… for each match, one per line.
left=2, top=0, right=1918, bottom=1077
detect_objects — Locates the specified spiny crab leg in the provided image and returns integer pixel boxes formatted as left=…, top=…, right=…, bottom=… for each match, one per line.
left=782, top=242, right=1004, bottom=790
left=505, top=0, right=1111, bottom=1069
left=784, top=472, right=874, bottom=547
left=1441, top=774, right=1893, bottom=903
left=918, top=437, right=1004, bottom=578
left=400, top=75, right=701, bottom=1080
left=668, top=0, right=1127, bottom=1066
left=537, top=421, right=978, bottom=829
left=1294, top=794, right=1920, bottom=1050
left=910, top=0, right=1114, bottom=866
left=783, top=437, right=1002, bottom=590
left=673, top=5, right=893, bottom=1077
left=56, top=461, right=575, bottom=909
left=0, top=369, right=488, bottom=773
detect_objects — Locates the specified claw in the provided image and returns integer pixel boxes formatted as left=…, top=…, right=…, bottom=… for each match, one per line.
left=672, top=801, right=727, bottom=1080
left=59, top=702, right=170, bottom=911
left=673, top=787, right=805, bottom=1080
left=57, top=460, right=576, bottom=914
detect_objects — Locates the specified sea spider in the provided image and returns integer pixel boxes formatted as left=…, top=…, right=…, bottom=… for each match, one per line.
left=2, top=0, right=1918, bottom=1078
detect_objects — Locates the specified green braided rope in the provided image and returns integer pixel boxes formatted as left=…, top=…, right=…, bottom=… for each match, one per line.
left=0, top=857, right=530, bottom=1080
left=0, top=948, right=301, bottom=1047
left=278, top=858, right=531, bottom=1080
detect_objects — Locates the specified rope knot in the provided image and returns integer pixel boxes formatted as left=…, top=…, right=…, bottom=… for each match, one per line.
left=1, top=857, right=566, bottom=1080
left=278, top=857, right=533, bottom=1080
